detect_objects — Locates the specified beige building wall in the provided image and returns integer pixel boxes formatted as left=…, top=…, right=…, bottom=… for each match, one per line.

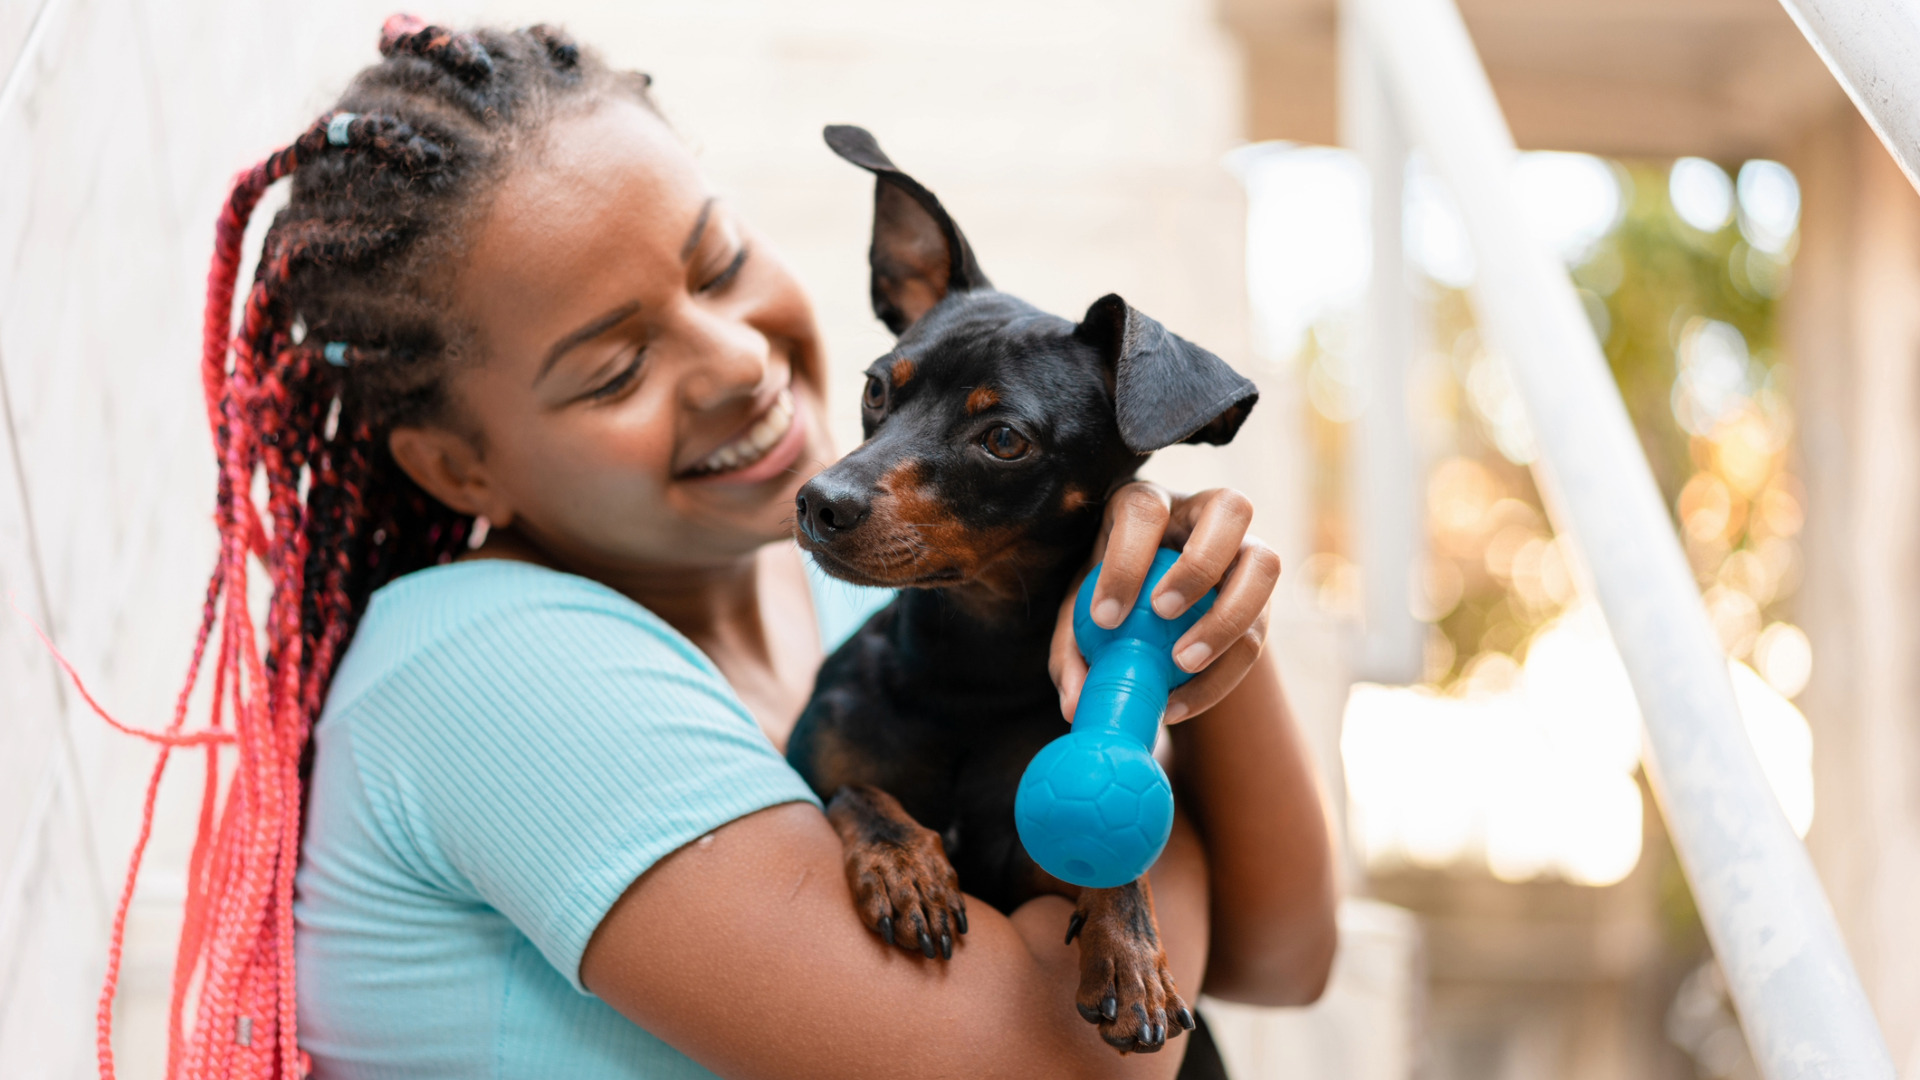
left=3, top=2, right=1369, bottom=1077
left=1787, top=104, right=1920, bottom=1080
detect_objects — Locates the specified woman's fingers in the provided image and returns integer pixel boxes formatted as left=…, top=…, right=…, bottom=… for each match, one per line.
left=1150, top=489, right=1257, bottom=620
left=1170, top=538, right=1280, bottom=674
left=1086, top=483, right=1173, bottom=629
left=1164, top=631, right=1265, bottom=724
left=1049, top=577, right=1091, bottom=722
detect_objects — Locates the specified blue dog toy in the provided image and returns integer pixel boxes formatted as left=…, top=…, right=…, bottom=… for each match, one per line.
left=1014, top=548, right=1214, bottom=888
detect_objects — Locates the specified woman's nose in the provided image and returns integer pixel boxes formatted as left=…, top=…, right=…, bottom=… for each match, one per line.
left=679, top=304, right=774, bottom=409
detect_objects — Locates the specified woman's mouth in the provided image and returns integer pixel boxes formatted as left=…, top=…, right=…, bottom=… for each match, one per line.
left=682, top=388, right=808, bottom=484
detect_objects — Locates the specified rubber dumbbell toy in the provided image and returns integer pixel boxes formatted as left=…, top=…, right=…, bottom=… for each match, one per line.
left=1014, top=548, right=1215, bottom=888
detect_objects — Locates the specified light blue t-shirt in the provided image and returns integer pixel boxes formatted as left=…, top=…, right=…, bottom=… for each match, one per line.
left=295, top=556, right=890, bottom=1078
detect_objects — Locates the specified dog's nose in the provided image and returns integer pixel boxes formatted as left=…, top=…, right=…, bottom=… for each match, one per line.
left=796, top=476, right=871, bottom=544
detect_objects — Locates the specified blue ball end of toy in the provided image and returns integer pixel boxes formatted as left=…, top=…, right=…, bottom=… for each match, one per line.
left=1015, top=731, right=1174, bottom=888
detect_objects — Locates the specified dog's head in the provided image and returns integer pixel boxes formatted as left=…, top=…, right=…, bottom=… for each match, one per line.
left=795, top=126, right=1257, bottom=611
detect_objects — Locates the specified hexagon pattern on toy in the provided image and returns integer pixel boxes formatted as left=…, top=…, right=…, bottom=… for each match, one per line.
left=1015, top=734, right=1174, bottom=887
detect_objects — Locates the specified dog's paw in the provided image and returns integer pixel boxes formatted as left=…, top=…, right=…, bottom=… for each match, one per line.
left=842, top=816, right=967, bottom=960
left=1070, top=889, right=1193, bottom=1053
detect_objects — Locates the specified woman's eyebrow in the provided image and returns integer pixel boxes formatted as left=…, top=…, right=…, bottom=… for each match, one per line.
left=679, top=197, right=716, bottom=262
left=536, top=300, right=642, bottom=385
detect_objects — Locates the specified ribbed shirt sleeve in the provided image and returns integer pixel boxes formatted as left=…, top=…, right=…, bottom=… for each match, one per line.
left=332, top=565, right=820, bottom=993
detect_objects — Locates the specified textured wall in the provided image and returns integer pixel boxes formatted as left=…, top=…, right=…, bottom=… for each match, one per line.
left=2, top=2, right=1362, bottom=1076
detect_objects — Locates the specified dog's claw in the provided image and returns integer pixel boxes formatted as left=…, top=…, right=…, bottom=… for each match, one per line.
left=877, top=915, right=894, bottom=946
left=1174, top=1005, right=1195, bottom=1031
left=1077, top=1002, right=1103, bottom=1024
left=918, top=928, right=937, bottom=959
left=955, top=906, right=968, bottom=935
left=1065, top=912, right=1086, bottom=945
left=940, top=931, right=953, bottom=959
left=1101, top=995, right=1118, bottom=1022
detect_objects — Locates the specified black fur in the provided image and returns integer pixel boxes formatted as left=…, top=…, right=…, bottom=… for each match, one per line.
left=790, top=127, right=1256, bottom=1064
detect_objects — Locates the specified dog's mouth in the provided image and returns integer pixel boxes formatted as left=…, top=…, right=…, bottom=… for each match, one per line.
left=803, top=544, right=967, bottom=590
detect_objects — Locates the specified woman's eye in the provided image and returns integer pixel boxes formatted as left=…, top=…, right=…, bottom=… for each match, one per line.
left=587, top=352, right=645, bottom=401
left=862, top=375, right=887, bottom=411
left=698, top=245, right=749, bottom=293
left=982, top=424, right=1030, bottom=460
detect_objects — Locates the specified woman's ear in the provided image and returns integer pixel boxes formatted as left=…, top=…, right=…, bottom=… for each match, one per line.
left=388, top=425, right=516, bottom=528
left=824, top=125, right=991, bottom=335
left=1074, top=293, right=1259, bottom=454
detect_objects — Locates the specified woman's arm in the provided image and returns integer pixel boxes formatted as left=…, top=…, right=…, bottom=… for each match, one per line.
left=1167, top=652, right=1337, bottom=1004
left=1053, top=482, right=1339, bottom=1006
left=580, top=801, right=1210, bottom=1080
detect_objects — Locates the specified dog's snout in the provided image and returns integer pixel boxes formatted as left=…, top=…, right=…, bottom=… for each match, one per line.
left=796, top=476, right=872, bottom=544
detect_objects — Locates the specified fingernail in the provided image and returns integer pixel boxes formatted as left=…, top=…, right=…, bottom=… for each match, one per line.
left=1176, top=641, right=1211, bottom=672
left=1153, top=590, right=1185, bottom=618
left=1164, top=701, right=1189, bottom=724
left=1094, top=598, right=1123, bottom=627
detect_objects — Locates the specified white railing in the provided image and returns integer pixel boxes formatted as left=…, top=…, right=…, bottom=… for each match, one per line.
left=1339, top=0, right=1897, bottom=1077
left=1776, top=0, right=1920, bottom=199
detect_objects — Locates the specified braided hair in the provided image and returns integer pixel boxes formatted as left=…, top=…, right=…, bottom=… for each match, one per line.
left=93, top=17, right=654, bottom=1079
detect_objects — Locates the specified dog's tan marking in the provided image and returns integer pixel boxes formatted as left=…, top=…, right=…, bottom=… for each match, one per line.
left=965, top=385, right=1000, bottom=414
left=890, top=355, right=917, bottom=385
left=1061, top=485, right=1092, bottom=512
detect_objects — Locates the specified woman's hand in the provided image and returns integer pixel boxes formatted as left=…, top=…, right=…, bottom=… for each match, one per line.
left=1050, top=482, right=1281, bottom=725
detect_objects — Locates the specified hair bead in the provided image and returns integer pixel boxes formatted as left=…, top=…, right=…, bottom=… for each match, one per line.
left=327, top=112, right=358, bottom=146
left=323, top=342, right=350, bottom=367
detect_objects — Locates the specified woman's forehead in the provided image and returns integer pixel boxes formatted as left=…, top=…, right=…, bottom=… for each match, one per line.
left=452, top=100, right=710, bottom=355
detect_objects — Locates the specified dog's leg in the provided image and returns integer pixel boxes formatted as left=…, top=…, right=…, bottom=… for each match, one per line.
left=1067, top=878, right=1193, bottom=1053
left=828, top=784, right=968, bottom=960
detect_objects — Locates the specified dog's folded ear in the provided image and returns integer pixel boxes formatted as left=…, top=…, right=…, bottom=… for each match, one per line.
left=1075, top=294, right=1259, bottom=453
left=825, top=125, right=991, bottom=335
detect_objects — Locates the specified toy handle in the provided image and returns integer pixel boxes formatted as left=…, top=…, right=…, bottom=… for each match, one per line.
left=1070, top=548, right=1216, bottom=744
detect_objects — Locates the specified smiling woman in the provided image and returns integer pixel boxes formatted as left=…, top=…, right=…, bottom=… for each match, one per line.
left=104, top=15, right=1335, bottom=1080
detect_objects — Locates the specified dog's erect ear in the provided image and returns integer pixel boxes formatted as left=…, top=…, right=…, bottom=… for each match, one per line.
left=1075, top=293, right=1259, bottom=453
left=824, top=125, right=991, bottom=335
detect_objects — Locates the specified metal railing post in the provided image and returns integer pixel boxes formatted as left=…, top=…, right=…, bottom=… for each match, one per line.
left=1776, top=0, right=1920, bottom=198
left=1341, top=0, right=1427, bottom=685
left=1344, top=0, right=1897, bottom=1075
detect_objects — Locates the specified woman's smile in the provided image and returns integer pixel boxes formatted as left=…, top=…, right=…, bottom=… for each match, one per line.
left=681, top=386, right=806, bottom=483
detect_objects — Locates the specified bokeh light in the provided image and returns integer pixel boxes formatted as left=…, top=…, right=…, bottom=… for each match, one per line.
left=1230, top=144, right=1369, bottom=362
left=1343, top=603, right=1815, bottom=885
left=1514, top=152, right=1624, bottom=264
left=1406, top=155, right=1475, bottom=289
left=1669, top=157, right=1734, bottom=233
left=1737, top=160, right=1801, bottom=255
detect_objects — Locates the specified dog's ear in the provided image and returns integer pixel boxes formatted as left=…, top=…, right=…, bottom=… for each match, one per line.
left=1075, top=293, right=1259, bottom=453
left=825, top=125, right=991, bottom=335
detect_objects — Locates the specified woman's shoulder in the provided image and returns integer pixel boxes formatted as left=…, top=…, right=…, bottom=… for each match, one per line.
left=323, top=557, right=719, bottom=725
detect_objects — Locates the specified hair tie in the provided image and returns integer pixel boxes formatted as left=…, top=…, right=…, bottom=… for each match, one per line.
left=323, top=342, right=350, bottom=367
left=327, top=113, right=358, bottom=147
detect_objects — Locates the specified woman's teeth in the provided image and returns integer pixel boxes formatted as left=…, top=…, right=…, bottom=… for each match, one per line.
left=690, top=389, right=794, bottom=476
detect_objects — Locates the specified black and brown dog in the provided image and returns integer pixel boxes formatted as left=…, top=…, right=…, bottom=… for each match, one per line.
left=788, top=126, right=1258, bottom=1065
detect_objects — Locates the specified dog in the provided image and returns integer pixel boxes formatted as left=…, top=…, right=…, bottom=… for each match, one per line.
left=788, top=126, right=1257, bottom=1063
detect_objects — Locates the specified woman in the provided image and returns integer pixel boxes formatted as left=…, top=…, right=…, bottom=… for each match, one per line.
left=111, top=17, right=1335, bottom=1080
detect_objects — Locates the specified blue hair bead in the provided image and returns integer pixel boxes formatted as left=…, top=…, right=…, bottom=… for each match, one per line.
left=327, top=112, right=358, bottom=147
left=323, top=342, right=350, bottom=367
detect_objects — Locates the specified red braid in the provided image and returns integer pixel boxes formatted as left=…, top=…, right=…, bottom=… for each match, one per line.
left=83, top=124, right=335, bottom=1080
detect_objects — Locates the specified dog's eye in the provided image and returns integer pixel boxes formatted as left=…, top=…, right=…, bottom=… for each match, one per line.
left=862, top=375, right=887, bottom=412
left=981, top=424, right=1031, bottom=461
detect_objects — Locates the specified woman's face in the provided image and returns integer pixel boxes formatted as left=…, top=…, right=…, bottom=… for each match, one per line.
left=420, top=97, right=834, bottom=577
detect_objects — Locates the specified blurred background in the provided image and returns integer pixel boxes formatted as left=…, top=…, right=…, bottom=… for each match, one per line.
left=1, top=0, right=1915, bottom=1077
